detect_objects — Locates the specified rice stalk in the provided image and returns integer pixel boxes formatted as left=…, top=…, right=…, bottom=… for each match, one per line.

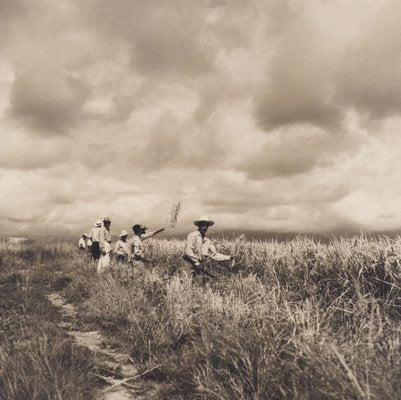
left=166, top=200, right=181, bottom=229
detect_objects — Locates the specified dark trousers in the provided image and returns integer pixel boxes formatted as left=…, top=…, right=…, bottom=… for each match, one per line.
left=182, top=255, right=208, bottom=285
left=91, top=242, right=100, bottom=260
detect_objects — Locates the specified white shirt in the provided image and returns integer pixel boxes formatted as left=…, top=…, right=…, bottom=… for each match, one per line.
left=130, top=232, right=154, bottom=260
left=114, top=239, right=130, bottom=257
left=184, top=230, right=230, bottom=265
left=99, top=226, right=111, bottom=253
left=130, top=235, right=145, bottom=259
left=89, top=226, right=101, bottom=242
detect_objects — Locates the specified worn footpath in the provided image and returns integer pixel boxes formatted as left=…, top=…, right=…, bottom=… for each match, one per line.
left=47, top=291, right=162, bottom=400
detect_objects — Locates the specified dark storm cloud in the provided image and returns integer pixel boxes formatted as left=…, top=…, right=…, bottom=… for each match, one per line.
left=255, top=81, right=341, bottom=132
left=0, top=0, right=26, bottom=43
left=236, top=127, right=359, bottom=180
left=80, top=0, right=216, bottom=78
left=138, top=111, right=228, bottom=171
left=9, top=65, right=90, bottom=135
left=203, top=177, right=351, bottom=214
left=255, top=1, right=401, bottom=133
left=238, top=135, right=322, bottom=179
left=337, top=2, right=401, bottom=121
left=254, top=2, right=342, bottom=132
left=0, top=0, right=25, bottom=22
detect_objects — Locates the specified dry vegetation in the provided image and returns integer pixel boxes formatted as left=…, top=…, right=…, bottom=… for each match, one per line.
left=0, top=242, right=99, bottom=400
left=1, top=236, right=401, bottom=399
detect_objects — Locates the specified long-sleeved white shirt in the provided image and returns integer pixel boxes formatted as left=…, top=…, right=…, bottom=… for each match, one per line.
left=184, top=230, right=230, bottom=265
left=130, top=235, right=144, bottom=260
left=99, top=226, right=111, bottom=254
left=114, top=239, right=130, bottom=257
left=89, top=226, right=101, bottom=242
left=130, top=232, right=154, bottom=260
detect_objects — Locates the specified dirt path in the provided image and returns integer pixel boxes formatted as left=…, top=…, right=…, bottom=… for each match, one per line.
left=47, top=292, right=161, bottom=400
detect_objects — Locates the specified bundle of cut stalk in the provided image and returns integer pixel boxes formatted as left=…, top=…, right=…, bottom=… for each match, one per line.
left=166, top=200, right=181, bottom=229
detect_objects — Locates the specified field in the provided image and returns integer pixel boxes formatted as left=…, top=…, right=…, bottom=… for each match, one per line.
left=1, top=236, right=401, bottom=399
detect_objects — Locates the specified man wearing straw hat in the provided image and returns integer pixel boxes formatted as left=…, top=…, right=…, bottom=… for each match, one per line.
left=97, top=217, right=112, bottom=273
left=183, top=215, right=231, bottom=283
left=88, top=219, right=102, bottom=262
left=114, top=230, right=130, bottom=263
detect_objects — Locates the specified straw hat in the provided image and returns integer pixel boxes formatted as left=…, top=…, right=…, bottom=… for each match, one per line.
left=82, top=233, right=88, bottom=237
left=103, top=217, right=111, bottom=223
left=194, top=216, right=214, bottom=227
left=95, top=219, right=102, bottom=227
left=119, top=230, right=128, bottom=238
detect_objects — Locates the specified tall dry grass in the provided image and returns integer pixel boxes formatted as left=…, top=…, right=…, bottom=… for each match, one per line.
left=2, top=236, right=401, bottom=399
left=0, top=243, right=99, bottom=400
left=58, top=235, right=401, bottom=399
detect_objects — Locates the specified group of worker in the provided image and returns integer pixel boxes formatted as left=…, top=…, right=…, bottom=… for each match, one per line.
left=78, top=215, right=232, bottom=281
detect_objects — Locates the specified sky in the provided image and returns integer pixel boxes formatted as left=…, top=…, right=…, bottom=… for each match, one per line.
left=1, top=0, right=401, bottom=238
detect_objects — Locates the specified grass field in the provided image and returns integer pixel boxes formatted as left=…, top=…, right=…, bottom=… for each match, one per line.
left=1, top=236, right=401, bottom=399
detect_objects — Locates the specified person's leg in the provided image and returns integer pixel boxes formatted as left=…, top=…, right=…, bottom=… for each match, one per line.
left=104, top=253, right=110, bottom=271
left=97, top=252, right=110, bottom=273
left=192, top=268, right=206, bottom=286
left=92, top=242, right=100, bottom=264
left=95, top=243, right=101, bottom=261
left=179, top=257, right=197, bottom=283
left=96, top=255, right=103, bottom=273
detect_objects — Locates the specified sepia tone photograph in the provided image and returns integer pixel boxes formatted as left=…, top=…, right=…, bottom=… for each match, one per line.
left=1, top=0, right=401, bottom=399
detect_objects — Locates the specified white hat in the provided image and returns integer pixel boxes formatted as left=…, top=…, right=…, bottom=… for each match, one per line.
left=119, top=230, right=128, bottom=237
left=82, top=233, right=88, bottom=237
left=95, top=219, right=102, bottom=227
left=194, top=216, right=214, bottom=227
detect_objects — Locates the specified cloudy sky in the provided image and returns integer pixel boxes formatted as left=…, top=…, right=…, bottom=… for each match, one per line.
left=1, top=0, right=401, bottom=238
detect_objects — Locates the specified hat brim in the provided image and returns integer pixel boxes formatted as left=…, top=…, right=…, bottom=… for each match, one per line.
left=194, top=220, right=214, bottom=227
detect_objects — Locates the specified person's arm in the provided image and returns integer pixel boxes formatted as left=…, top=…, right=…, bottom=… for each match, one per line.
left=124, top=242, right=130, bottom=257
left=114, top=241, right=121, bottom=255
left=142, top=227, right=165, bottom=240
left=126, top=240, right=132, bottom=258
left=208, top=243, right=231, bottom=262
left=99, top=228, right=106, bottom=253
left=184, top=233, right=201, bottom=266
